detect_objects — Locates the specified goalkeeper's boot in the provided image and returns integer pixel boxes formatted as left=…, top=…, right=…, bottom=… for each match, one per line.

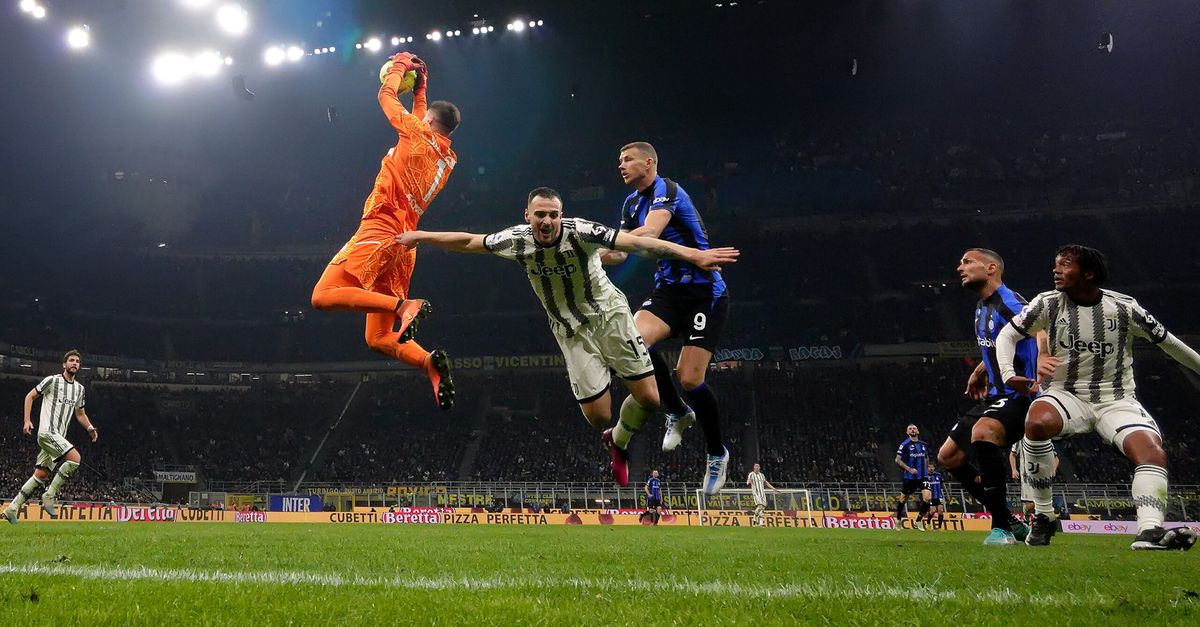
left=1025, top=513, right=1056, bottom=546
left=1010, top=519, right=1031, bottom=543
left=424, top=350, right=455, bottom=411
left=701, top=447, right=730, bottom=495
left=661, top=406, right=695, bottom=452
left=601, top=429, right=629, bottom=487
left=3, top=507, right=16, bottom=525
left=1131, top=526, right=1198, bottom=551
left=983, top=528, right=1018, bottom=546
left=41, top=494, right=60, bottom=519
left=396, top=299, right=432, bottom=344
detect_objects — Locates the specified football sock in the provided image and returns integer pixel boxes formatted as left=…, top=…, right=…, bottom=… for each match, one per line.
left=682, top=383, right=724, bottom=456
left=973, top=441, right=1013, bottom=531
left=917, top=500, right=930, bottom=520
left=649, top=348, right=687, bottom=415
left=10, top=476, right=44, bottom=509
left=946, top=463, right=988, bottom=503
left=45, top=461, right=78, bottom=499
left=612, top=395, right=653, bottom=449
left=937, top=512, right=945, bottom=528
left=1131, top=465, right=1168, bottom=533
left=1021, top=438, right=1057, bottom=518
left=894, top=498, right=907, bottom=520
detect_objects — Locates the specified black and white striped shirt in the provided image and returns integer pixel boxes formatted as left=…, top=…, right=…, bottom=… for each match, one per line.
left=36, top=374, right=86, bottom=437
left=1009, top=289, right=1167, bottom=403
left=483, top=218, right=626, bottom=338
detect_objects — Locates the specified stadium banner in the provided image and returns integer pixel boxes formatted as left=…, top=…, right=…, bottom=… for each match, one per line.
left=268, top=495, right=323, bottom=513
left=1060, top=520, right=1200, bottom=535
left=10, top=505, right=992, bottom=530
left=153, top=471, right=198, bottom=483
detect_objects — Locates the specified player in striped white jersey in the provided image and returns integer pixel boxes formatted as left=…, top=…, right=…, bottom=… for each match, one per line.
left=4, top=350, right=99, bottom=524
left=996, top=245, right=1200, bottom=550
left=396, top=187, right=738, bottom=486
left=746, top=463, right=778, bottom=527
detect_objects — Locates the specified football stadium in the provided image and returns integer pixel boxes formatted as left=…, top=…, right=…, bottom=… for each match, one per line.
left=2, top=1, right=1199, bottom=624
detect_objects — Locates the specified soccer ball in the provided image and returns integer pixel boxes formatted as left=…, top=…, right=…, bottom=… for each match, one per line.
left=379, top=61, right=417, bottom=94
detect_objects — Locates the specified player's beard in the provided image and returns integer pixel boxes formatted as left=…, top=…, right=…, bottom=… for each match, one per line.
left=962, top=277, right=987, bottom=292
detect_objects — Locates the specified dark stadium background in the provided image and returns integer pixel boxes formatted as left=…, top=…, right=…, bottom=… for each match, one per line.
left=2, top=0, right=1199, bottom=503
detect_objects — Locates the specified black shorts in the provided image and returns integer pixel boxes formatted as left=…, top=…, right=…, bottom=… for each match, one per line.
left=646, top=497, right=661, bottom=509
left=901, top=479, right=924, bottom=496
left=639, top=284, right=729, bottom=353
left=930, top=498, right=943, bottom=506
left=948, top=394, right=1032, bottom=451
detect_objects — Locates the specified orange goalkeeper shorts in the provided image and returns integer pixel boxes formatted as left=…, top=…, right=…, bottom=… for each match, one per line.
left=328, top=219, right=417, bottom=299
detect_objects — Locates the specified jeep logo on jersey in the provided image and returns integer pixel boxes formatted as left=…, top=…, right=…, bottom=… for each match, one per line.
left=1058, top=333, right=1116, bottom=357
left=653, top=196, right=669, bottom=204
left=530, top=263, right=579, bottom=277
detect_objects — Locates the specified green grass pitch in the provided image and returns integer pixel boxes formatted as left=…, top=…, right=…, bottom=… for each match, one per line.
left=1, top=524, right=1197, bottom=624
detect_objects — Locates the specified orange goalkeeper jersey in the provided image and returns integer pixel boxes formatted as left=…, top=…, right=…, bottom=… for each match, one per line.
left=362, top=70, right=458, bottom=233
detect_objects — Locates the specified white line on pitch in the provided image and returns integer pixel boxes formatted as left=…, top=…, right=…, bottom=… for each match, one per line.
left=0, top=563, right=1110, bottom=606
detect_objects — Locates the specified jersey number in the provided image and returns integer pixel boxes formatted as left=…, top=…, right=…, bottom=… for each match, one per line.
left=693, top=313, right=707, bottom=331
left=422, top=158, right=449, bottom=204
left=626, top=337, right=647, bottom=357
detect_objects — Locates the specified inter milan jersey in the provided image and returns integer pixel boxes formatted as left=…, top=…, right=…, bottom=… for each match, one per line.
left=646, top=476, right=661, bottom=501
left=620, top=175, right=726, bottom=297
left=925, top=470, right=944, bottom=501
left=975, top=284, right=1038, bottom=397
left=896, top=438, right=929, bottom=480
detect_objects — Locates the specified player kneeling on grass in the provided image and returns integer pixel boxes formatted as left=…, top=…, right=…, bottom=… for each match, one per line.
left=5, top=350, right=99, bottom=524
left=997, top=245, right=1200, bottom=551
left=395, top=187, right=739, bottom=486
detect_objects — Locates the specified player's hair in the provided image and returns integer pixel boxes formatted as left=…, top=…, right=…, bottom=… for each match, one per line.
left=1056, top=244, right=1108, bottom=286
left=62, top=349, right=82, bottom=363
left=966, top=248, right=1005, bottom=275
left=427, top=100, right=461, bottom=135
left=527, top=186, right=562, bottom=206
left=620, top=141, right=658, bottom=163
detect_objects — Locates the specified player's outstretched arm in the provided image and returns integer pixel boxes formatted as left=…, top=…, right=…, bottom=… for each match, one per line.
left=1156, top=333, right=1200, bottom=375
left=1009, top=448, right=1020, bottom=480
left=612, top=232, right=738, bottom=272
left=378, top=53, right=422, bottom=133
left=396, top=230, right=488, bottom=254
left=598, top=247, right=628, bottom=266
left=22, top=388, right=39, bottom=435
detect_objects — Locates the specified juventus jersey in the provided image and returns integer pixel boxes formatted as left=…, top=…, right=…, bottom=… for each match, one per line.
left=748, top=471, right=769, bottom=505
left=1008, top=289, right=1168, bottom=403
left=35, top=374, right=86, bottom=437
left=483, top=218, right=628, bottom=338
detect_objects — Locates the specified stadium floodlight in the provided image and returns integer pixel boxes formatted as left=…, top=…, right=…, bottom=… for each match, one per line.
left=179, top=0, right=212, bottom=9
left=444, top=30, right=453, bottom=38
left=488, top=26, right=495, bottom=32
left=528, top=21, right=535, bottom=28
left=355, top=42, right=362, bottom=49
left=537, top=20, right=543, bottom=26
left=406, top=37, right=413, bottom=43
left=193, top=49, right=223, bottom=77
left=66, top=25, right=90, bottom=50
left=511, top=21, right=525, bottom=32
left=263, top=45, right=285, bottom=66
left=19, top=0, right=35, bottom=13
left=328, top=46, right=336, bottom=52
left=30, top=4, right=46, bottom=19
left=151, top=52, right=193, bottom=86
left=286, top=45, right=304, bottom=62
left=364, top=37, right=382, bottom=52
left=429, top=31, right=441, bottom=41
left=390, top=36, right=400, bottom=46
left=472, top=27, right=480, bottom=35
left=454, top=30, right=461, bottom=36
left=224, top=56, right=233, bottom=65
left=215, top=4, right=248, bottom=36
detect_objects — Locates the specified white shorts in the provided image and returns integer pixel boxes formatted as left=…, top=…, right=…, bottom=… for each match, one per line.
left=1033, top=389, right=1162, bottom=451
left=555, top=308, right=654, bottom=402
left=1020, top=480, right=1034, bottom=503
left=36, top=432, right=74, bottom=469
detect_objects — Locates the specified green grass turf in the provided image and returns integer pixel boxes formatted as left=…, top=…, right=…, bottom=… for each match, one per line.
left=1, top=524, right=1197, bottom=625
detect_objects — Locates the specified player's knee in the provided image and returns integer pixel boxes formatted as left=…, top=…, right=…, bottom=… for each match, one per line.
left=630, top=386, right=660, bottom=410
left=937, top=443, right=965, bottom=468
left=677, top=370, right=706, bottom=391
left=33, top=468, right=50, bottom=481
left=1024, top=405, right=1062, bottom=440
left=363, top=330, right=393, bottom=354
left=970, top=418, right=1005, bottom=445
left=1123, top=432, right=1168, bottom=467
left=582, top=410, right=611, bottom=430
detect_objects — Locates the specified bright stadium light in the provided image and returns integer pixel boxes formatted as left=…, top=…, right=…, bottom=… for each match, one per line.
left=286, top=45, right=304, bottom=62
left=355, top=43, right=362, bottom=49
left=528, top=21, right=535, bottom=28
left=224, top=56, right=233, bottom=65
left=66, top=25, right=90, bottom=50
left=151, top=52, right=193, bottom=86
left=444, top=30, right=453, bottom=38
left=511, top=21, right=525, bottom=32
left=193, top=50, right=223, bottom=77
left=19, top=0, right=36, bottom=13
left=215, top=4, right=248, bottom=36
left=537, top=20, right=544, bottom=26
left=472, top=27, right=479, bottom=35
left=263, top=46, right=285, bottom=66
left=454, top=30, right=461, bottom=36
left=364, top=37, right=382, bottom=52
left=328, top=46, right=336, bottom=52
left=179, top=0, right=212, bottom=9
left=429, top=31, right=441, bottom=41
left=30, top=4, right=46, bottom=19
left=405, top=37, right=413, bottom=43
left=390, top=36, right=400, bottom=46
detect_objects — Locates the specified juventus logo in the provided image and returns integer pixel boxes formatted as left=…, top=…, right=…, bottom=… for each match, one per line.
left=1025, top=461, right=1041, bottom=474
left=1105, top=318, right=1118, bottom=331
